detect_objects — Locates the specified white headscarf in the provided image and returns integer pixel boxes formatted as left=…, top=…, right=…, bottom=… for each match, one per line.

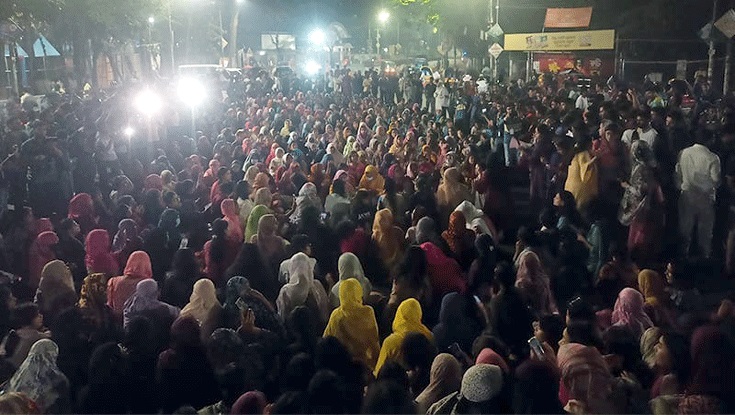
left=330, top=253, right=372, bottom=307
left=276, top=253, right=328, bottom=321
left=180, top=279, right=221, bottom=325
left=6, top=339, right=68, bottom=412
left=454, top=201, right=498, bottom=242
left=327, top=143, right=345, bottom=166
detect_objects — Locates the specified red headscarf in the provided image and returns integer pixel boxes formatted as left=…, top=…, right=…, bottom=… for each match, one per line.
left=68, top=193, right=94, bottom=218
left=441, top=211, right=473, bottom=254
left=85, top=229, right=119, bottom=276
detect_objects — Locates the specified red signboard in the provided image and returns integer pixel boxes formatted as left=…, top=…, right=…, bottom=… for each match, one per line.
left=544, top=7, right=593, bottom=29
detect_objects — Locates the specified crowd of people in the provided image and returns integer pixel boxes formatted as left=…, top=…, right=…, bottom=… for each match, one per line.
left=0, top=64, right=733, bottom=414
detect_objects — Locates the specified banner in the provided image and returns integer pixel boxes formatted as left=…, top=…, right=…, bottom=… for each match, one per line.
left=504, top=30, right=615, bottom=51
left=533, top=53, right=614, bottom=77
left=544, top=7, right=593, bottom=28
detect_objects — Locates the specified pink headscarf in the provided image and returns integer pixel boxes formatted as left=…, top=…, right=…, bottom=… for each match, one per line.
left=420, top=242, right=466, bottom=298
left=475, top=348, right=510, bottom=374
left=144, top=174, right=163, bottom=192
left=221, top=199, right=244, bottom=243
left=32, top=218, right=54, bottom=239
left=611, top=288, right=653, bottom=338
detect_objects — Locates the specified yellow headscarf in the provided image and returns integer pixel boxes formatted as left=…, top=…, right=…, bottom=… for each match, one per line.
left=637, top=269, right=666, bottom=307
left=374, top=298, right=433, bottom=375
left=372, top=209, right=403, bottom=269
left=359, top=165, right=385, bottom=193
left=323, top=279, right=381, bottom=371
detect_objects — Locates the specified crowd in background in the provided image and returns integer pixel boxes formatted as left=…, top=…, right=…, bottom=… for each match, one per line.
left=0, top=65, right=733, bottom=414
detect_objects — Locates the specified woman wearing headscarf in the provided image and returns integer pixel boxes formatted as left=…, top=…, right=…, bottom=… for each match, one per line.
left=323, top=278, right=380, bottom=371
left=180, top=279, right=222, bottom=341
left=343, top=136, right=357, bottom=159
left=35, top=260, right=77, bottom=326
left=619, top=140, right=664, bottom=262
left=515, top=249, right=558, bottom=316
left=84, top=229, right=118, bottom=277
left=432, top=292, right=483, bottom=354
left=436, top=167, right=472, bottom=227
left=637, top=269, right=675, bottom=328
left=67, top=192, right=98, bottom=236
left=78, top=273, right=119, bottom=343
left=330, top=252, right=372, bottom=308
left=678, top=325, right=735, bottom=414
left=309, top=164, right=328, bottom=201
left=415, top=353, right=463, bottom=414
left=475, top=348, right=510, bottom=374
left=372, top=209, right=405, bottom=273
left=156, top=316, right=219, bottom=413
left=122, top=280, right=179, bottom=352
left=221, top=198, right=244, bottom=243
left=107, top=251, right=153, bottom=319
left=557, top=342, right=617, bottom=414
left=202, top=159, right=220, bottom=189
left=639, top=327, right=662, bottom=370
left=251, top=214, right=289, bottom=276
left=289, top=182, right=322, bottom=225
left=427, top=364, right=505, bottom=414
left=202, top=220, right=234, bottom=287
left=374, top=298, right=433, bottom=376
left=421, top=241, right=466, bottom=303
left=358, top=165, right=385, bottom=194
left=609, top=287, right=653, bottom=339
left=245, top=205, right=270, bottom=243
left=145, top=173, right=165, bottom=192
left=222, top=276, right=283, bottom=337
left=454, top=201, right=500, bottom=245
left=276, top=253, right=329, bottom=326
left=326, top=143, right=345, bottom=167
left=244, top=166, right=260, bottom=189
left=441, top=211, right=477, bottom=270
left=5, top=339, right=71, bottom=414
left=112, top=218, right=143, bottom=271
left=27, top=230, right=59, bottom=290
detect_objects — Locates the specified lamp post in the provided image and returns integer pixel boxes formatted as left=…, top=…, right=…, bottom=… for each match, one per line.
left=376, top=10, right=389, bottom=57
left=228, top=0, right=245, bottom=67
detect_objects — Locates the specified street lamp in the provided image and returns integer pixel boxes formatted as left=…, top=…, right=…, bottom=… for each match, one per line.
left=148, top=16, right=155, bottom=24
left=309, top=28, right=326, bottom=47
left=376, top=10, right=390, bottom=57
left=133, top=89, right=162, bottom=115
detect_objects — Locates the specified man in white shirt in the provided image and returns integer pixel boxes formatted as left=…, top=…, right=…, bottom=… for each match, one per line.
left=675, top=139, right=721, bottom=257
left=622, top=110, right=659, bottom=149
left=575, top=89, right=589, bottom=111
